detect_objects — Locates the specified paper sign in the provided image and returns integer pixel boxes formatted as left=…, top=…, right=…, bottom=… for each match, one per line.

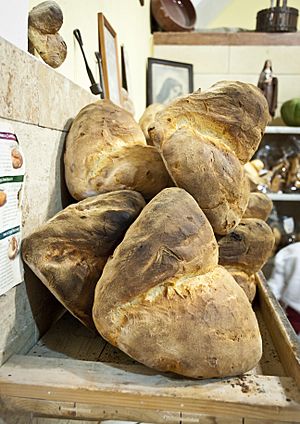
left=0, top=124, right=25, bottom=296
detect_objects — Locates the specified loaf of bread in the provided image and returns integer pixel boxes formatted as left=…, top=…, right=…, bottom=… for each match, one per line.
left=28, top=26, right=67, bottom=68
left=139, top=103, right=165, bottom=144
left=223, top=268, right=257, bottom=302
left=22, top=191, right=145, bottom=329
left=149, top=81, right=269, bottom=235
left=243, top=192, right=273, bottom=221
left=218, top=218, right=275, bottom=301
left=64, top=100, right=172, bottom=201
left=29, top=1, right=63, bottom=34
left=93, top=188, right=262, bottom=378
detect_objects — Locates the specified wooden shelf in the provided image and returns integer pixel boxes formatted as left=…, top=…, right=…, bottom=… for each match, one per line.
left=0, top=275, right=300, bottom=422
left=267, top=192, right=300, bottom=201
left=153, top=31, right=300, bottom=46
left=265, top=126, right=300, bottom=134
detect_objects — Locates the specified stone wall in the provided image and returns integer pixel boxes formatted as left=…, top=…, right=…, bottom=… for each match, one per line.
left=0, top=37, right=95, bottom=365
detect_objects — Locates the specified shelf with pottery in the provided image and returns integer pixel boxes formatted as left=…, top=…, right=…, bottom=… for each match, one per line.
left=153, top=31, right=300, bottom=46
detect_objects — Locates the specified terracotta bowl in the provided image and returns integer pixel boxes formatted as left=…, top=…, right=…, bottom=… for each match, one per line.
left=151, top=0, right=196, bottom=32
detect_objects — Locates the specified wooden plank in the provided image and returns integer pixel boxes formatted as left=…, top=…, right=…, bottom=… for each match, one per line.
left=98, top=341, right=137, bottom=365
left=244, top=420, right=296, bottom=424
left=0, top=355, right=299, bottom=422
left=253, top=308, right=285, bottom=377
left=27, top=312, right=106, bottom=361
left=0, top=396, right=242, bottom=423
left=153, top=31, right=300, bottom=46
left=257, top=273, right=300, bottom=389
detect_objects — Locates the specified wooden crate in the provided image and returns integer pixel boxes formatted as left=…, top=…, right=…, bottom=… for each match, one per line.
left=0, top=273, right=299, bottom=423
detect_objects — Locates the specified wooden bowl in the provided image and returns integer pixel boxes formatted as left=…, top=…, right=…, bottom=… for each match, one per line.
left=151, top=0, right=196, bottom=32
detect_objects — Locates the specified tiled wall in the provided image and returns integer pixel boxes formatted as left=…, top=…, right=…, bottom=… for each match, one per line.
left=0, top=36, right=95, bottom=365
left=154, top=44, right=300, bottom=119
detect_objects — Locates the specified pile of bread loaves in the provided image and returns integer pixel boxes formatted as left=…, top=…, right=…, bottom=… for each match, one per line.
left=22, top=81, right=275, bottom=379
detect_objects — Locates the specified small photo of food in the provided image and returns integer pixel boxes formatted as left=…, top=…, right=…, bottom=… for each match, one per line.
left=8, top=236, right=19, bottom=260
left=0, top=190, right=7, bottom=207
left=11, top=147, right=23, bottom=169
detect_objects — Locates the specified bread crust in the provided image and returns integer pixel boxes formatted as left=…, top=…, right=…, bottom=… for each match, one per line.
left=218, top=218, right=275, bottom=275
left=139, top=103, right=165, bottom=144
left=150, top=81, right=269, bottom=164
left=22, top=190, right=145, bottom=328
left=65, top=100, right=171, bottom=200
left=148, top=82, right=269, bottom=235
left=243, top=192, right=273, bottom=221
left=161, top=128, right=250, bottom=235
left=93, top=188, right=262, bottom=378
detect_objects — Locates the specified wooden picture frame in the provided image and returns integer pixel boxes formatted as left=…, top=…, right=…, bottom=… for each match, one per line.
left=147, top=57, right=193, bottom=106
left=98, top=13, right=122, bottom=106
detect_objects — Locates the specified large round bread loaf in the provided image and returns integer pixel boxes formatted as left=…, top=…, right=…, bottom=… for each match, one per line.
left=64, top=100, right=171, bottom=201
left=149, top=81, right=269, bottom=235
left=93, top=188, right=262, bottom=378
left=22, top=190, right=145, bottom=329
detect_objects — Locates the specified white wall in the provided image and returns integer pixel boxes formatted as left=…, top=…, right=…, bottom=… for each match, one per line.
left=0, top=0, right=29, bottom=50
left=154, top=43, right=300, bottom=121
left=29, top=0, right=152, bottom=118
left=208, top=0, right=300, bottom=30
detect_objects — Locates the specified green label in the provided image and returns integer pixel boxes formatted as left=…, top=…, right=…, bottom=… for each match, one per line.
left=0, top=175, right=24, bottom=184
left=0, top=226, right=20, bottom=240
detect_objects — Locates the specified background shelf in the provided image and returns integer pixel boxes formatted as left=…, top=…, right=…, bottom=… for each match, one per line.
left=267, top=193, right=300, bottom=201
left=265, top=126, right=300, bottom=134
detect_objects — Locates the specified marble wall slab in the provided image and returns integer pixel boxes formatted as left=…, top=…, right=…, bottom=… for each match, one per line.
left=0, top=37, right=96, bottom=365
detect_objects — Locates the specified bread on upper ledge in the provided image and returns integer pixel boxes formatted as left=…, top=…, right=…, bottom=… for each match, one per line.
left=148, top=81, right=269, bottom=235
left=93, top=187, right=262, bottom=378
left=64, top=100, right=172, bottom=201
left=22, top=190, right=145, bottom=329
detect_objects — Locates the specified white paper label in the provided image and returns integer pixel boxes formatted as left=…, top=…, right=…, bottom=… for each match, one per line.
left=0, top=125, right=25, bottom=296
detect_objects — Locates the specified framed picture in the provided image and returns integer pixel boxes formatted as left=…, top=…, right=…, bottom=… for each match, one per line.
left=147, top=58, right=193, bottom=106
left=121, top=44, right=132, bottom=96
left=98, top=13, right=122, bottom=106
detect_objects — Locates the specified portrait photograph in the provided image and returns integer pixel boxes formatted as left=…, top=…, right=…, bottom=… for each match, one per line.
left=147, top=58, right=193, bottom=106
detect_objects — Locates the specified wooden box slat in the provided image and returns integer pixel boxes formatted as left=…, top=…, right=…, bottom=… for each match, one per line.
left=0, top=274, right=299, bottom=423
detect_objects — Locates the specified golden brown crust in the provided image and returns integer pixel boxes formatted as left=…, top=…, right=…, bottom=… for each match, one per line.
left=243, top=192, right=273, bottom=221
left=225, top=267, right=257, bottom=302
left=147, top=82, right=269, bottom=235
left=22, top=190, right=145, bottom=329
left=28, top=26, right=67, bottom=68
left=29, top=1, right=63, bottom=34
left=160, top=128, right=250, bottom=235
left=218, top=218, right=275, bottom=275
left=64, top=100, right=171, bottom=200
left=94, top=188, right=218, bottom=314
left=150, top=81, right=269, bottom=164
left=93, top=188, right=262, bottom=378
left=139, top=103, right=165, bottom=144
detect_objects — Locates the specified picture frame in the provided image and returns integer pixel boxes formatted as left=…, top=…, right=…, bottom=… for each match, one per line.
left=147, top=58, right=193, bottom=106
left=98, top=13, right=122, bottom=106
left=120, top=44, right=132, bottom=96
